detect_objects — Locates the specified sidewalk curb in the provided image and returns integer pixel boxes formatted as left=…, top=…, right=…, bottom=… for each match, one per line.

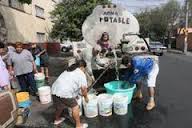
left=167, top=49, right=192, bottom=56
left=167, top=50, right=183, bottom=54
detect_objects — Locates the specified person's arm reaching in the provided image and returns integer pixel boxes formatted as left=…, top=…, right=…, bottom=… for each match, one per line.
left=95, top=55, right=106, bottom=67
left=81, top=86, right=89, bottom=103
left=37, top=49, right=46, bottom=56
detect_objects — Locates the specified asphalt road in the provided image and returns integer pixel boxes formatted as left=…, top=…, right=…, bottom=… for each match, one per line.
left=151, top=53, right=192, bottom=128
left=17, top=52, right=192, bottom=128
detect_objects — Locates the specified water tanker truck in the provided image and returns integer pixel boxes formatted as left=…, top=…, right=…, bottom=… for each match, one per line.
left=73, top=4, right=150, bottom=55
left=71, top=4, right=158, bottom=88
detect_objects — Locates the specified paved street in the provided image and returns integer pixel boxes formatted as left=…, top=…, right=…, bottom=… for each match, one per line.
left=17, top=52, right=192, bottom=128
left=152, top=53, right=192, bottom=128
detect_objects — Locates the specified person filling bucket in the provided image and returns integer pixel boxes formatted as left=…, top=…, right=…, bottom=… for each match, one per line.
left=52, top=60, right=89, bottom=128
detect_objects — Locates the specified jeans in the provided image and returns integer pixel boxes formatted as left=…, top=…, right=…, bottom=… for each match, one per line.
left=17, top=72, right=37, bottom=95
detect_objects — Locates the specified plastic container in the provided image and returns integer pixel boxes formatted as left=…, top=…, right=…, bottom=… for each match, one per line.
left=69, top=96, right=82, bottom=117
left=113, top=94, right=128, bottom=115
left=98, top=94, right=113, bottom=116
left=83, top=94, right=98, bottom=118
left=38, top=86, right=52, bottom=104
left=16, top=92, right=30, bottom=103
left=34, top=73, right=45, bottom=88
left=35, top=56, right=40, bottom=66
left=104, top=81, right=136, bottom=104
left=18, top=100, right=32, bottom=108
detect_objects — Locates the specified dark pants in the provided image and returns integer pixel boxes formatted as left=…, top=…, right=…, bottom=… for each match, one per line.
left=52, top=95, right=78, bottom=120
left=17, top=72, right=37, bottom=95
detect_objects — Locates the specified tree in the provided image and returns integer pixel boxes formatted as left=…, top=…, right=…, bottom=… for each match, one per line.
left=50, top=0, right=110, bottom=41
left=186, top=0, right=192, bottom=26
left=136, top=0, right=181, bottom=41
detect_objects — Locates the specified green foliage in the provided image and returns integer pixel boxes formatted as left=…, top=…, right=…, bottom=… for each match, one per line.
left=187, top=0, right=192, bottom=26
left=50, top=0, right=110, bottom=41
left=18, top=0, right=32, bottom=4
left=136, top=0, right=180, bottom=40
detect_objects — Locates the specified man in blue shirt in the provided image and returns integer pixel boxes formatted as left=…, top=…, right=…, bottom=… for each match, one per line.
left=121, top=55, right=159, bottom=110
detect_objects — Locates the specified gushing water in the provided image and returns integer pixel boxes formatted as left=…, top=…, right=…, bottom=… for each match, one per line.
left=112, top=49, right=119, bottom=80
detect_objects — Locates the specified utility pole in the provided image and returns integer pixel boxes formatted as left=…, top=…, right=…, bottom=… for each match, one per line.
left=184, top=0, right=189, bottom=54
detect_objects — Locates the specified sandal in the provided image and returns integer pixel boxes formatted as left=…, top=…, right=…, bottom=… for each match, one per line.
left=146, top=100, right=155, bottom=111
left=76, top=123, right=88, bottom=128
left=54, top=117, right=65, bottom=125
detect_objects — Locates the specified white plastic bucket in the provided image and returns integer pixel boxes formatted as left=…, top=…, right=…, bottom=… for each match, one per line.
left=35, top=73, right=45, bottom=88
left=38, top=86, right=52, bottom=104
left=98, top=94, right=113, bottom=116
left=69, top=96, right=82, bottom=117
left=34, top=73, right=45, bottom=80
left=83, top=94, right=98, bottom=118
left=113, top=94, right=128, bottom=115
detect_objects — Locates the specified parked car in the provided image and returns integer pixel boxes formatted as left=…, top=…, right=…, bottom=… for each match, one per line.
left=149, top=41, right=167, bottom=56
left=60, top=40, right=73, bottom=52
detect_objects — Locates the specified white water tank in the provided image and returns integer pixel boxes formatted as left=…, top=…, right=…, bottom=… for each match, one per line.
left=82, top=4, right=140, bottom=47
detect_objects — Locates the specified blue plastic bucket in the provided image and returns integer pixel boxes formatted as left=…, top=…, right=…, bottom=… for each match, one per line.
left=18, top=100, right=32, bottom=108
left=104, top=81, right=136, bottom=104
left=35, top=56, right=40, bottom=66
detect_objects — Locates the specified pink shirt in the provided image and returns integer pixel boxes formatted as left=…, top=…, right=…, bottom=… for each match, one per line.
left=0, top=56, right=10, bottom=87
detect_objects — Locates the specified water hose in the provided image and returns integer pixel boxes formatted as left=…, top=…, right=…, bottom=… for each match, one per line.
left=88, top=63, right=112, bottom=92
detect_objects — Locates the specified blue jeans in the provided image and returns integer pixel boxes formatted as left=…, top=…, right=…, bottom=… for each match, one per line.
left=17, top=72, right=37, bottom=95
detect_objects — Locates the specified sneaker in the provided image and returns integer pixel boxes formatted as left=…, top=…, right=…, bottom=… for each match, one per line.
left=146, top=100, right=155, bottom=111
left=76, top=123, right=88, bottom=128
left=54, top=117, right=65, bottom=125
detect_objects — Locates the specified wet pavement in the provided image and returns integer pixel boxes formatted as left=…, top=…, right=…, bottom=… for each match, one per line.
left=16, top=52, right=192, bottom=128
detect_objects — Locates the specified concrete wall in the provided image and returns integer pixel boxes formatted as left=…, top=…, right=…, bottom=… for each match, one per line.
left=176, top=33, right=192, bottom=51
left=0, top=0, right=56, bottom=43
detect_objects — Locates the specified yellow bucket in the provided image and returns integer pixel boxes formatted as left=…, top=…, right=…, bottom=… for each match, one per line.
left=16, top=92, right=30, bottom=103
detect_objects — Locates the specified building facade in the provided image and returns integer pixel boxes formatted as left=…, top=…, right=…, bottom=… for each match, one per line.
left=0, top=0, right=60, bottom=43
left=176, top=28, right=192, bottom=51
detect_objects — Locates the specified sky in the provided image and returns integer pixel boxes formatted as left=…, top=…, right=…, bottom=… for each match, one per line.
left=112, top=0, right=185, bottom=13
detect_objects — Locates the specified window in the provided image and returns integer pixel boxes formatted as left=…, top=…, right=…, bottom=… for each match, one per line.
left=52, top=0, right=56, bottom=3
left=35, top=5, right=44, bottom=19
left=8, top=0, right=24, bottom=11
left=36, top=32, right=45, bottom=42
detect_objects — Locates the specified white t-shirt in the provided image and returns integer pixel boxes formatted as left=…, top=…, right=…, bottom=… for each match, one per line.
left=52, top=68, right=87, bottom=98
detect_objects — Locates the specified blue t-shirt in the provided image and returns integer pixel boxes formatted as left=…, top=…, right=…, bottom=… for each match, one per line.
left=122, top=56, right=154, bottom=84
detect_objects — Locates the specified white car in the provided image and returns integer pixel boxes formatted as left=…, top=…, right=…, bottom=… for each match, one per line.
left=149, top=41, right=167, bottom=56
